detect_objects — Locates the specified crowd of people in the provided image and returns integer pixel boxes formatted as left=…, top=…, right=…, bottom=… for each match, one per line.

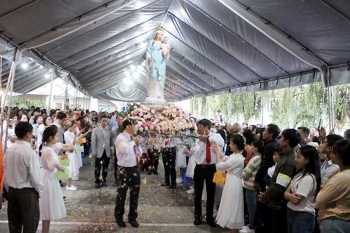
left=1, top=106, right=350, bottom=233
left=190, top=121, right=350, bottom=233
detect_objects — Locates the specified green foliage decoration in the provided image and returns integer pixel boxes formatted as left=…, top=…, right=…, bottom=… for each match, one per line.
left=188, top=82, right=350, bottom=131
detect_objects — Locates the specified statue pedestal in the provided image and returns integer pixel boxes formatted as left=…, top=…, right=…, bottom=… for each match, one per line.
left=144, top=96, right=167, bottom=104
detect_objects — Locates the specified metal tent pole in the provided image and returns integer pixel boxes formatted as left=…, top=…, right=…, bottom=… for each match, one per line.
left=261, top=92, right=264, bottom=126
left=83, top=91, right=86, bottom=110
left=64, top=79, right=69, bottom=109
left=1, top=49, right=20, bottom=153
left=75, top=85, right=78, bottom=109
left=326, top=68, right=334, bottom=133
left=48, top=72, right=54, bottom=110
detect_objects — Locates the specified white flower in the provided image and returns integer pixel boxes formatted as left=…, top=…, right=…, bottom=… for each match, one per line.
left=139, top=127, right=144, bottom=132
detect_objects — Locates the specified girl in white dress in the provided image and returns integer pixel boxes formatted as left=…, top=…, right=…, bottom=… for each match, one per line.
left=63, top=120, right=79, bottom=190
left=40, top=126, right=67, bottom=233
left=212, top=134, right=245, bottom=233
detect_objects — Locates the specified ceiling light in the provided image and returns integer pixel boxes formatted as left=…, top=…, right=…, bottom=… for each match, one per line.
left=130, top=64, right=136, bottom=70
left=21, top=63, right=28, bottom=69
left=139, top=42, right=147, bottom=47
left=45, top=74, right=50, bottom=79
left=124, top=78, right=133, bottom=85
left=133, top=72, right=140, bottom=78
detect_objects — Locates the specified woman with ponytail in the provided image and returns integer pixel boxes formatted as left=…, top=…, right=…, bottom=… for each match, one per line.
left=212, top=134, right=246, bottom=233
left=39, top=126, right=66, bottom=233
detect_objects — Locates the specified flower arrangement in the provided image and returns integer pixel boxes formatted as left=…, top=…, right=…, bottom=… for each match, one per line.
left=126, top=104, right=196, bottom=136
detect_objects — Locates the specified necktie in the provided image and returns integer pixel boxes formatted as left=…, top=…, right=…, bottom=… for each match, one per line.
left=206, top=139, right=211, bottom=164
left=131, top=136, right=139, bottom=166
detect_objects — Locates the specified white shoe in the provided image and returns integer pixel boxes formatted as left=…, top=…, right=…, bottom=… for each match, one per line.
left=240, top=227, right=254, bottom=233
left=66, top=186, right=77, bottom=191
left=186, top=188, right=194, bottom=195
left=72, top=176, right=79, bottom=181
left=176, top=178, right=182, bottom=184
left=213, top=209, right=218, bottom=218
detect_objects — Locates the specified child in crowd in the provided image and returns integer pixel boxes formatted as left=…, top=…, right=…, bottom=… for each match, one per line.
left=266, top=149, right=281, bottom=189
left=175, top=141, right=187, bottom=184
left=284, top=146, right=321, bottom=233
left=63, top=120, right=80, bottom=190
left=241, top=140, right=263, bottom=233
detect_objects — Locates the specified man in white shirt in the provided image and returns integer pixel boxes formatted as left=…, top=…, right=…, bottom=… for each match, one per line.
left=192, top=119, right=224, bottom=227
left=4, top=122, right=42, bottom=233
left=320, top=134, right=343, bottom=187
left=114, top=119, right=142, bottom=228
left=52, top=112, right=67, bottom=145
left=91, top=115, right=114, bottom=188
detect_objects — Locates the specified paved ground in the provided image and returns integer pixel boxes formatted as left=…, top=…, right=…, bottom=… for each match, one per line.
left=0, top=157, right=230, bottom=232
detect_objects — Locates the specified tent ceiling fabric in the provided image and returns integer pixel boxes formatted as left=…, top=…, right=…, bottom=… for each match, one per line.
left=0, top=0, right=350, bottom=102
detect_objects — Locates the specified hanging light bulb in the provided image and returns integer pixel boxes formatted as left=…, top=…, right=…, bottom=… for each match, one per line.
left=21, top=63, right=28, bottom=69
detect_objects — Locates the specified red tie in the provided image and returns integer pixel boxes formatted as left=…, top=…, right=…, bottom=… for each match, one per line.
left=134, top=145, right=139, bottom=166
left=206, top=140, right=211, bottom=164
left=130, top=136, right=139, bottom=166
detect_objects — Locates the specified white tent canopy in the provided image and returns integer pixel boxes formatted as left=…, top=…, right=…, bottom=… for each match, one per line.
left=0, top=0, right=350, bottom=102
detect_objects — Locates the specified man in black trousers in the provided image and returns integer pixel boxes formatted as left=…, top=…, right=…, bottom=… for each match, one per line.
left=160, top=135, right=177, bottom=189
left=192, top=119, right=224, bottom=228
left=4, top=122, right=42, bottom=233
left=114, top=120, right=141, bottom=228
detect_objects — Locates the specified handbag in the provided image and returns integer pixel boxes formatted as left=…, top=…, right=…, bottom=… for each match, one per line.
left=56, top=167, right=70, bottom=180
left=59, top=157, right=70, bottom=167
left=77, top=137, right=86, bottom=144
left=213, top=171, right=226, bottom=185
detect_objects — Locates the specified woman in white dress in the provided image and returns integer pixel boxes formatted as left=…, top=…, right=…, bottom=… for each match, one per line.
left=34, top=115, right=45, bottom=162
left=40, top=126, right=67, bottom=233
left=212, top=134, right=245, bottom=233
left=63, top=120, right=80, bottom=190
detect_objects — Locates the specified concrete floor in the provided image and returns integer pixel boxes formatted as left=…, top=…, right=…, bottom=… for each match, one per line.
left=0, top=157, right=230, bottom=233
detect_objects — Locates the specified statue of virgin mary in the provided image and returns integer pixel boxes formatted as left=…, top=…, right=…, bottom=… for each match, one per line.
left=144, top=27, right=169, bottom=103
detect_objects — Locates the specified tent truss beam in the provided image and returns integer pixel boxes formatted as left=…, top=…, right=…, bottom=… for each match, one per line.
left=219, top=0, right=328, bottom=72
left=54, top=12, right=164, bottom=64
left=19, top=0, right=138, bottom=48
left=166, top=30, right=244, bottom=85
left=42, top=0, right=163, bottom=55
left=168, top=12, right=265, bottom=81
left=182, top=0, right=290, bottom=75
left=319, top=0, right=350, bottom=24
left=62, top=28, right=155, bottom=70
